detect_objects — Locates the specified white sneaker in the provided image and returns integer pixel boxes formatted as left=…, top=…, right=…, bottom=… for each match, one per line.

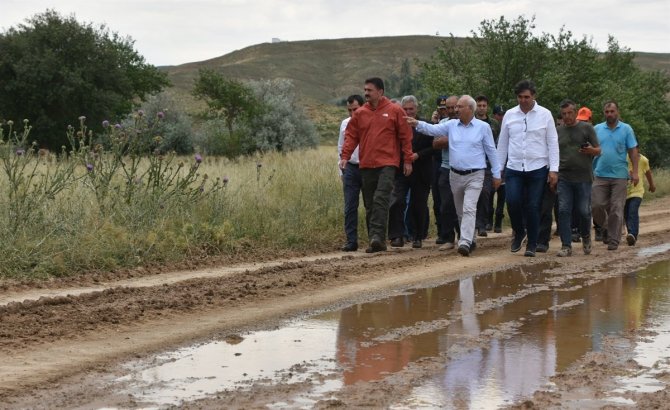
left=557, top=247, right=572, bottom=257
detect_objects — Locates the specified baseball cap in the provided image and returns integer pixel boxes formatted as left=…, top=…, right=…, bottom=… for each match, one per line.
left=576, top=107, right=592, bottom=121
left=436, top=96, right=448, bottom=108
left=493, top=105, right=504, bottom=115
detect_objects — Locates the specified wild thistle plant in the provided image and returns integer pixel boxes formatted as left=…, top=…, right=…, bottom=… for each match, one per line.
left=71, top=113, right=223, bottom=213
left=0, top=119, right=80, bottom=231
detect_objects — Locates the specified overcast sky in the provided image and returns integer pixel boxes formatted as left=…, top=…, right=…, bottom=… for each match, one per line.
left=3, top=0, right=669, bottom=66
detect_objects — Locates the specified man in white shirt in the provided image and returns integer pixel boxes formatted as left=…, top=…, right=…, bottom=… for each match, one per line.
left=337, top=94, right=365, bottom=251
left=497, top=80, right=559, bottom=257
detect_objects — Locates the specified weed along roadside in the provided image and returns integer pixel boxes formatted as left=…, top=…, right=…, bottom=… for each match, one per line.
left=0, top=116, right=345, bottom=278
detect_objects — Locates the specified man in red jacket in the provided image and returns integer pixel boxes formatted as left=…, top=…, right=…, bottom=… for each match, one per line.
left=340, top=77, right=414, bottom=253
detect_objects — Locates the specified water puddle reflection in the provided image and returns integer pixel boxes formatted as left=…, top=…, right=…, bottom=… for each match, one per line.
left=111, top=259, right=670, bottom=408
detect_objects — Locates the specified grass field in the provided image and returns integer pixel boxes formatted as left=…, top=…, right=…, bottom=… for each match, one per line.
left=0, top=144, right=667, bottom=279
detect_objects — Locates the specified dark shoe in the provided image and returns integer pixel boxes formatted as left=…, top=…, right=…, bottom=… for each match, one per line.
left=494, top=224, right=502, bottom=233
left=435, top=237, right=448, bottom=245
left=535, top=244, right=548, bottom=253
left=595, top=227, right=603, bottom=242
left=571, top=232, right=581, bottom=243
left=607, top=242, right=618, bottom=251
left=341, top=242, right=358, bottom=252
left=583, top=237, right=592, bottom=255
left=626, top=233, right=636, bottom=246
left=390, top=237, right=405, bottom=248
left=366, top=236, right=387, bottom=253
left=477, top=228, right=488, bottom=237
left=511, top=233, right=526, bottom=253
left=457, top=244, right=470, bottom=256
left=524, top=248, right=536, bottom=257
left=602, top=230, right=609, bottom=244
left=485, top=223, right=493, bottom=232
left=412, top=240, right=422, bottom=249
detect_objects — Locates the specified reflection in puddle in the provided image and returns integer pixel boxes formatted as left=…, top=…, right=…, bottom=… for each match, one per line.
left=112, top=259, right=670, bottom=408
left=637, top=242, right=670, bottom=257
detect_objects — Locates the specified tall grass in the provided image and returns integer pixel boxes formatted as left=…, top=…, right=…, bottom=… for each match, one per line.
left=0, top=145, right=345, bottom=278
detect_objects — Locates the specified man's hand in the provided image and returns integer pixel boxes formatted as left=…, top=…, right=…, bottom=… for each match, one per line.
left=431, top=110, right=439, bottom=123
left=492, top=177, right=502, bottom=191
left=405, top=116, right=418, bottom=127
left=630, top=171, right=640, bottom=186
left=339, top=159, right=348, bottom=170
left=403, top=162, right=413, bottom=177
left=432, top=136, right=448, bottom=149
left=411, top=152, right=419, bottom=161
left=548, top=171, right=558, bottom=191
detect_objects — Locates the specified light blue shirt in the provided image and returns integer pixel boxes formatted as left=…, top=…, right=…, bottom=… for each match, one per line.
left=416, top=117, right=501, bottom=179
left=593, top=120, right=637, bottom=179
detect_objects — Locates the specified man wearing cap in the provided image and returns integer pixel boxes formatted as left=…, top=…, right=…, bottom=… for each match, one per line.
left=338, top=94, right=365, bottom=252
left=576, top=107, right=592, bottom=123
left=407, top=95, right=502, bottom=257
left=555, top=100, right=600, bottom=257
left=497, top=80, right=559, bottom=257
left=340, top=77, right=413, bottom=253
left=592, top=100, right=639, bottom=251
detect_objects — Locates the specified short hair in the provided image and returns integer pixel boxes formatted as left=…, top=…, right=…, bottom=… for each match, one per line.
left=603, top=100, right=619, bottom=110
left=514, top=79, right=536, bottom=95
left=560, top=99, right=576, bottom=110
left=475, top=95, right=489, bottom=103
left=347, top=94, right=364, bottom=106
left=365, top=77, right=384, bottom=91
left=461, top=95, right=477, bottom=112
left=400, top=95, right=418, bottom=106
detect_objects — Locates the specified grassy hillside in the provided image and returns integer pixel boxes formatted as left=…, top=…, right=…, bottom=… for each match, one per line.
left=164, top=35, right=455, bottom=105
left=161, top=35, right=670, bottom=144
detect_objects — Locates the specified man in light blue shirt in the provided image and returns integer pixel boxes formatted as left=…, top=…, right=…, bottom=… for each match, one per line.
left=592, top=100, right=639, bottom=250
left=407, top=95, right=501, bottom=256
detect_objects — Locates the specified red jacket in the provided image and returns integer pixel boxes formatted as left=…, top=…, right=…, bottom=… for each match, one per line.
left=341, top=96, right=413, bottom=169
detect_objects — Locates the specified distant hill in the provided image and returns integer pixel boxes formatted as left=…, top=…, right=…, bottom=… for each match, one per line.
left=163, top=35, right=670, bottom=106
left=164, top=35, right=456, bottom=105
left=161, top=35, right=670, bottom=144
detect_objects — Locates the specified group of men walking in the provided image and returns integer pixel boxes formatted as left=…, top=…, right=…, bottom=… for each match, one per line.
left=338, top=77, right=652, bottom=258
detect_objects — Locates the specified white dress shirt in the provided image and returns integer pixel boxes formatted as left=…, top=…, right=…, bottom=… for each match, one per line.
left=337, top=117, right=359, bottom=164
left=496, top=102, right=559, bottom=172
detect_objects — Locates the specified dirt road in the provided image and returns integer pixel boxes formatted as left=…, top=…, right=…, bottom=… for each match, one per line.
left=2, top=198, right=670, bottom=408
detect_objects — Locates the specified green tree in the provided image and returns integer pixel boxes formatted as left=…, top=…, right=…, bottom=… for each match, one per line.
left=419, top=15, right=670, bottom=165
left=246, top=79, right=318, bottom=152
left=0, top=10, right=168, bottom=151
left=192, top=69, right=258, bottom=138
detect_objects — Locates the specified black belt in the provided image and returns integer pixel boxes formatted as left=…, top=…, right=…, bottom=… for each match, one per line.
left=450, top=167, right=484, bottom=175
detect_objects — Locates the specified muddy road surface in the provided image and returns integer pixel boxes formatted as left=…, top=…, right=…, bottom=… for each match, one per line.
left=2, top=199, right=670, bottom=408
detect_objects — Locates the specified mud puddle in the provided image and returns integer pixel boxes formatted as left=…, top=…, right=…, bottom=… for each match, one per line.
left=91, top=260, right=670, bottom=409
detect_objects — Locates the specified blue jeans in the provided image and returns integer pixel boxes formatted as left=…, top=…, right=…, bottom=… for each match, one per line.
left=342, top=163, right=362, bottom=245
left=505, top=167, right=548, bottom=250
left=557, top=179, right=592, bottom=247
left=624, top=197, right=642, bottom=238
